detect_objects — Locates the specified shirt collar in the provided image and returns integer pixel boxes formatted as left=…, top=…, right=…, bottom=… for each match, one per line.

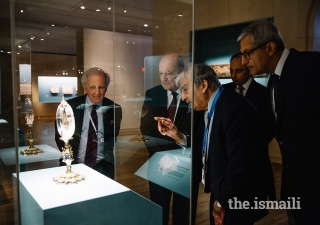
left=208, top=86, right=220, bottom=111
left=167, top=88, right=181, bottom=97
left=274, top=48, right=290, bottom=77
left=239, top=76, right=252, bottom=90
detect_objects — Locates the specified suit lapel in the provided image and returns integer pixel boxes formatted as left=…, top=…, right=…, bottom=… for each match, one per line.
left=157, top=88, right=168, bottom=117
left=174, top=100, right=189, bottom=127
left=245, top=79, right=256, bottom=99
left=276, top=49, right=297, bottom=124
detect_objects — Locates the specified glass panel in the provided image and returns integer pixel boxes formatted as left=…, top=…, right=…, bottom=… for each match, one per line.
left=113, top=0, right=193, bottom=224
left=7, top=0, right=194, bottom=224
left=0, top=0, right=20, bottom=224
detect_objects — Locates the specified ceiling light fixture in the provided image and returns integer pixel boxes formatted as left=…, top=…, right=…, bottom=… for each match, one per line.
left=144, top=24, right=148, bottom=27
left=20, top=9, right=23, bottom=13
left=178, top=14, right=183, bottom=17
left=80, top=6, right=85, bottom=9
left=123, top=6, right=127, bottom=13
left=96, top=9, right=100, bottom=12
left=51, top=24, right=56, bottom=27
left=128, top=29, right=131, bottom=32
left=108, top=2, right=111, bottom=10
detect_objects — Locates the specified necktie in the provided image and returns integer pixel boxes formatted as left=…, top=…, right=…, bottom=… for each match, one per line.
left=85, top=105, right=98, bottom=168
left=167, top=92, right=178, bottom=122
left=238, top=85, right=245, bottom=95
left=272, top=74, right=280, bottom=113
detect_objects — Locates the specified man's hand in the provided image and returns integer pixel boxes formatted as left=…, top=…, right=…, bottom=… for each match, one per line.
left=212, top=200, right=225, bottom=225
left=154, top=117, right=183, bottom=143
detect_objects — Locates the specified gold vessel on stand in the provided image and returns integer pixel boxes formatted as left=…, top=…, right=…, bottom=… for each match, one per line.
left=53, top=96, right=84, bottom=185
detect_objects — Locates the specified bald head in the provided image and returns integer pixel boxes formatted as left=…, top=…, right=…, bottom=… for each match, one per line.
left=158, top=53, right=184, bottom=92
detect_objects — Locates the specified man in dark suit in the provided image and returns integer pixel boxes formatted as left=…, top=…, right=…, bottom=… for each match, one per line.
left=238, top=19, right=320, bottom=225
left=140, top=53, right=192, bottom=225
left=223, top=53, right=276, bottom=202
left=179, top=64, right=272, bottom=225
left=55, top=67, right=122, bottom=179
left=223, top=53, right=275, bottom=143
left=154, top=109, right=204, bottom=225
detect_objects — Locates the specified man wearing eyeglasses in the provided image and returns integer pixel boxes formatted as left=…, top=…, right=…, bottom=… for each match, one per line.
left=238, top=19, right=320, bottom=225
left=140, top=53, right=193, bottom=225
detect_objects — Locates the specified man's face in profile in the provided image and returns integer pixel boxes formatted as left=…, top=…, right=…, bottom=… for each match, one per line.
left=180, top=72, right=206, bottom=111
left=159, top=54, right=180, bottom=92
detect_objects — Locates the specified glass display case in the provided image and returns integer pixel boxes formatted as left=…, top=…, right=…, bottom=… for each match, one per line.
left=0, top=0, right=318, bottom=224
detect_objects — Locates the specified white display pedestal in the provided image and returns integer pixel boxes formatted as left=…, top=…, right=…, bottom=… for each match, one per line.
left=15, top=164, right=161, bottom=225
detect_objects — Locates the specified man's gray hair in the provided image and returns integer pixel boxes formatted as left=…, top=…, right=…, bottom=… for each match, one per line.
left=81, top=67, right=111, bottom=87
left=184, top=63, right=221, bottom=91
left=237, top=19, right=285, bottom=51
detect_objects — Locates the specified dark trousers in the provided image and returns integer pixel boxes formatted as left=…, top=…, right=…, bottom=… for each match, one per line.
left=59, top=159, right=114, bottom=180
left=149, top=181, right=199, bottom=225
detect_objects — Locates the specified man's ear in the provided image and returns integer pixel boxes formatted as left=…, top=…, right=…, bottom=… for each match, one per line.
left=201, top=80, right=209, bottom=93
left=267, top=42, right=277, bottom=56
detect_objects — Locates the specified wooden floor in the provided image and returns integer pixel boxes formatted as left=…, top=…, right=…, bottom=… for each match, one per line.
left=0, top=118, right=288, bottom=225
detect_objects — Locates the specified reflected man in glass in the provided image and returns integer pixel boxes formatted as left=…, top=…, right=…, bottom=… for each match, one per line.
left=140, top=53, right=191, bottom=225
left=55, top=67, right=122, bottom=179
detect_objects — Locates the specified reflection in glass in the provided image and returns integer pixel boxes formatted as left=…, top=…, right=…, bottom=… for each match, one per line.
left=20, top=97, right=43, bottom=155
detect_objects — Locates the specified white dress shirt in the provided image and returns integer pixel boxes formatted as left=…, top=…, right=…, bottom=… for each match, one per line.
left=272, top=48, right=290, bottom=119
left=77, top=96, right=105, bottom=163
left=235, top=77, right=252, bottom=96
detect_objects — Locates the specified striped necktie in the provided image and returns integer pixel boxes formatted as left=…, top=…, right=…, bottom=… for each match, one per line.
left=84, top=105, right=98, bottom=168
left=167, top=92, right=177, bottom=122
left=238, top=85, right=245, bottom=95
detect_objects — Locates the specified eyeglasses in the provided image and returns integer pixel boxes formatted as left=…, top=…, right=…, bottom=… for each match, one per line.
left=240, top=41, right=269, bottom=59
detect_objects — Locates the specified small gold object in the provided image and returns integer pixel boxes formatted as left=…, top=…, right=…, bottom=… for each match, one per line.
left=20, top=124, right=43, bottom=155
left=130, top=133, right=148, bottom=142
left=53, top=142, right=85, bottom=184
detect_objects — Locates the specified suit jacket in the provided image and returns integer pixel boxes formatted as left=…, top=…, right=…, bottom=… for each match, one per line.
left=140, top=85, right=191, bottom=156
left=55, top=94, right=122, bottom=165
left=205, top=88, right=271, bottom=224
left=223, top=79, right=276, bottom=200
left=223, top=78, right=276, bottom=143
left=268, top=48, right=320, bottom=215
